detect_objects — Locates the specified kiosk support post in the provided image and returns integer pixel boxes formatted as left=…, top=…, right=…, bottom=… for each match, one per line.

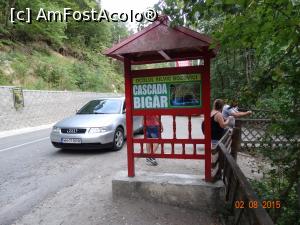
left=203, top=55, right=212, bottom=182
left=124, top=58, right=135, bottom=177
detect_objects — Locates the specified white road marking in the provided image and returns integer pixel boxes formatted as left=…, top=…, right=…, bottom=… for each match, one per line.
left=0, top=137, right=49, bottom=153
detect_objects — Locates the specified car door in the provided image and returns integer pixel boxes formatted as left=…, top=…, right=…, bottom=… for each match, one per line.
left=123, top=100, right=143, bottom=133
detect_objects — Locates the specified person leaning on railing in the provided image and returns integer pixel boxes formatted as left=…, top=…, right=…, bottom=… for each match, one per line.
left=210, top=99, right=233, bottom=145
left=222, top=100, right=252, bottom=128
left=222, top=100, right=252, bottom=119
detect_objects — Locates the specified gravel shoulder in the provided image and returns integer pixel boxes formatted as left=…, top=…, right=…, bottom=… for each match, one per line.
left=12, top=145, right=220, bottom=225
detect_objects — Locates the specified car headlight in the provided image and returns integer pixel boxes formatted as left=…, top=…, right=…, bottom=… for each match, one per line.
left=52, top=126, right=61, bottom=133
left=89, top=127, right=107, bottom=133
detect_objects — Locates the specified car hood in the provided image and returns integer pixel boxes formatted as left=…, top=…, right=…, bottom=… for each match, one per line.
left=54, top=114, right=122, bottom=128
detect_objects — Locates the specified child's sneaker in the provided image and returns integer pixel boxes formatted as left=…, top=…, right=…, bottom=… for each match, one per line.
left=146, top=158, right=158, bottom=166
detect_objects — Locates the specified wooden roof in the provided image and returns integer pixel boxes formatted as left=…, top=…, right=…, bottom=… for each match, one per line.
left=104, top=17, right=217, bottom=65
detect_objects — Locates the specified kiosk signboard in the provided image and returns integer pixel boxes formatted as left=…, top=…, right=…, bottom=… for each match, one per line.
left=133, top=74, right=202, bottom=109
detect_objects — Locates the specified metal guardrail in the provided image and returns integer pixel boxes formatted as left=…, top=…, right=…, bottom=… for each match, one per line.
left=212, top=129, right=275, bottom=225
left=0, top=86, right=122, bottom=131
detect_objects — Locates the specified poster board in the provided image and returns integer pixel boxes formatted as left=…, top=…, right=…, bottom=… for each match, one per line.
left=132, top=74, right=202, bottom=109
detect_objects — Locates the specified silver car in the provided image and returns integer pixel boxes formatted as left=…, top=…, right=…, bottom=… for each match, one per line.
left=50, top=97, right=143, bottom=151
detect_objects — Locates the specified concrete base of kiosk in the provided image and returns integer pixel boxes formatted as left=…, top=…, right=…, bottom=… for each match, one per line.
left=112, top=171, right=224, bottom=213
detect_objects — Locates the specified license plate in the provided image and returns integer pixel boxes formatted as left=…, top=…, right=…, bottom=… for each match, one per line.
left=61, top=138, right=82, bottom=144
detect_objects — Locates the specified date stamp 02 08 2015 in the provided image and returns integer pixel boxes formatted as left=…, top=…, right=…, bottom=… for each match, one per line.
left=234, top=200, right=281, bottom=209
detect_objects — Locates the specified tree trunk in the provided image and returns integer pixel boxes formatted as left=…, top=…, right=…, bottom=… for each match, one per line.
left=5, top=0, right=16, bottom=27
left=245, top=50, right=251, bottom=86
left=298, top=179, right=300, bottom=209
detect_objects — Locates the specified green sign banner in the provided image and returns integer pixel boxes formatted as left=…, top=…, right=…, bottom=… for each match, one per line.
left=132, top=74, right=202, bottom=109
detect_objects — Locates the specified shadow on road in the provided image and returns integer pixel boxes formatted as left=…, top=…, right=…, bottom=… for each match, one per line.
left=54, top=148, right=117, bottom=156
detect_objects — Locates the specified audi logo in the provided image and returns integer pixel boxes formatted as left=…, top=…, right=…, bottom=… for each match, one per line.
left=67, top=129, right=78, bottom=134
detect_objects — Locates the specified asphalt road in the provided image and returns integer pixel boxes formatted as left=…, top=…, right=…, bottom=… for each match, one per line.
left=0, top=128, right=128, bottom=225
left=0, top=117, right=221, bottom=225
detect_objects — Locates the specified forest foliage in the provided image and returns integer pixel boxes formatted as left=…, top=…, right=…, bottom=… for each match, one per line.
left=0, top=0, right=299, bottom=224
left=156, top=1, right=300, bottom=224
left=0, top=0, right=129, bottom=92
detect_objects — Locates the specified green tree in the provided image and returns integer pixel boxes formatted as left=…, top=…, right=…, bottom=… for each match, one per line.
left=157, top=0, right=300, bottom=224
left=0, top=0, right=128, bottom=92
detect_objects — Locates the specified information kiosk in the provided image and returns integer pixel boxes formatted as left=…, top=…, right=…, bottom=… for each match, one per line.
left=105, top=17, right=217, bottom=181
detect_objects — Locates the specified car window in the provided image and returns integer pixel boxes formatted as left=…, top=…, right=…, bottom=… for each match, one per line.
left=77, top=99, right=122, bottom=114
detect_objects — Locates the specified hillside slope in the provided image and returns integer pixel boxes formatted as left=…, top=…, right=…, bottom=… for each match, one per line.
left=0, top=40, right=124, bottom=92
left=0, top=0, right=129, bottom=93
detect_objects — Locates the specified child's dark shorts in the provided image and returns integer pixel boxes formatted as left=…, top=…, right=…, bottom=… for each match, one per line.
left=146, top=126, right=159, bottom=138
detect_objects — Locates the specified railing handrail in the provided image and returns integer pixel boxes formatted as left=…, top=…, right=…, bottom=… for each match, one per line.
left=239, top=108, right=274, bottom=112
left=218, top=129, right=231, bottom=145
left=212, top=127, right=275, bottom=225
left=218, top=143, right=275, bottom=225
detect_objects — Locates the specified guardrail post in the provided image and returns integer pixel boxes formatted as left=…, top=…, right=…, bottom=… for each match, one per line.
left=231, top=127, right=241, bottom=161
left=235, top=119, right=242, bottom=129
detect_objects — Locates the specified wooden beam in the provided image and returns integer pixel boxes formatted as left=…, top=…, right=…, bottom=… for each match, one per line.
left=128, top=50, right=215, bottom=65
left=158, top=50, right=171, bottom=60
left=131, top=65, right=205, bottom=77
left=196, top=47, right=204, bottom=52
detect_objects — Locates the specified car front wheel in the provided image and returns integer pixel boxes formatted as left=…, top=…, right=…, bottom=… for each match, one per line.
left=113, top=127, right=124, bottom=151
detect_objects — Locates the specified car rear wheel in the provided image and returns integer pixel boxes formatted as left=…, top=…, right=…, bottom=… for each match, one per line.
left=113, top=127, right=124, bottom=151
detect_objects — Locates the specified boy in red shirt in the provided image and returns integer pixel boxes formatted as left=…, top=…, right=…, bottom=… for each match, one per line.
left=145, top=115, right=163, bottom=166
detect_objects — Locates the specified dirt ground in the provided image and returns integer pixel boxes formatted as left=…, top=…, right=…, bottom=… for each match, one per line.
left=3, top=117, right=265, bottom=225
left=11, top=150, right=263, bottom=225
left=12, top=154, right=221, bottom=225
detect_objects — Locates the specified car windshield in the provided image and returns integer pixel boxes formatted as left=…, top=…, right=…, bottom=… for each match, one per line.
left=77, top=99, right=122, bottom=114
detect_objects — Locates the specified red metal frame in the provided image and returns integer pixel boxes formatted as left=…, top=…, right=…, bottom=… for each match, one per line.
left=124, top=59, right=212, bottom=181
left=106, top=18, right=217, bottom=182
left=124, top=58, right=135, bottom=177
